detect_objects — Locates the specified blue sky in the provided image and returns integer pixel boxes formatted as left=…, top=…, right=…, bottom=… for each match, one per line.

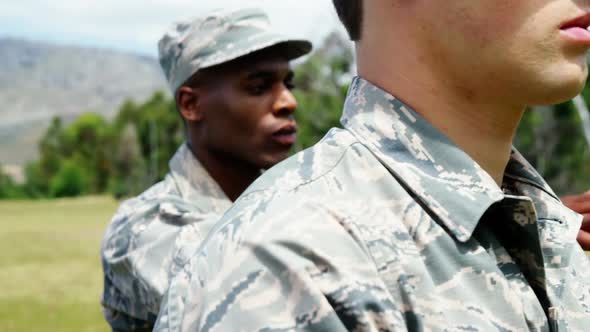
left=0, top=0, right=344, bottom=57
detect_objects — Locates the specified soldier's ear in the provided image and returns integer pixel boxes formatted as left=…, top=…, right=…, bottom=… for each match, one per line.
left=177, top=86, right=205, bottom=123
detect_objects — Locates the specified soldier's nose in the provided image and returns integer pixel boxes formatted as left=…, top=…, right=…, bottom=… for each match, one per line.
left=273, top=88, right=297, bottom=116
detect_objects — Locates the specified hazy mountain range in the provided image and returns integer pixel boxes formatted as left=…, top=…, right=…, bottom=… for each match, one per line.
left=0, top=38, right=169, bottom=166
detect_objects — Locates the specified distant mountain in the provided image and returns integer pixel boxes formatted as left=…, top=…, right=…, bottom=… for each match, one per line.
left=0, top=38, right=168, bottom=165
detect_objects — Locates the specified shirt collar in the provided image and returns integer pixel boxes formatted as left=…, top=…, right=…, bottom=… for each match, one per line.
left=341, top=76, right=514, bottom=242
left=168, top=143, right=232, bottom=216
left=503, top=150, right=559, bottom=201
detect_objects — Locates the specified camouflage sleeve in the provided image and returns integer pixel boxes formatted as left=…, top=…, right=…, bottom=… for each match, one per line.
left=101, top=197, right=162, bottom=329
left=102, top=193, right=219, bottom=331
left=155, top=200, right=410, bottom=331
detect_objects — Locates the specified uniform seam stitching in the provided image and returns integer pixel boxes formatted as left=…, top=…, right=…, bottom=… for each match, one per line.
left=241, top=140, right=362, bottom=199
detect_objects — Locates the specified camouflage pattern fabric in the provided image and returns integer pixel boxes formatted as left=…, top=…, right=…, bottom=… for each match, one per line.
left=101, top=143, right=232, bottom=331
left=154, top=77, right=590, bottom=332
left=158, top=7, right=312, bottom=94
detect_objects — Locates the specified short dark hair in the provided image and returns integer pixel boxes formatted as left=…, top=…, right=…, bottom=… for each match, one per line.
left=332, top=0, right=363, bottom=41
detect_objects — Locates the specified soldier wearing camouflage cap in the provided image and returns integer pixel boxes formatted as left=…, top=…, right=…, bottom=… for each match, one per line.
left=155, top=0, right=590, bottom=331
left=100, top=7, right=311, bottom=332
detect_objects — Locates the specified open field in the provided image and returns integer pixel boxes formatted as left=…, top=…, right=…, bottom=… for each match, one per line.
left=0, top=196, right=119, bottom=332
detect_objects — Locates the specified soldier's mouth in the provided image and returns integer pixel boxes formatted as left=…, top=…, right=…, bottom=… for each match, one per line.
left=271, top=125, right=297, bottom=146
left=560, top=12, right=590, bottom=45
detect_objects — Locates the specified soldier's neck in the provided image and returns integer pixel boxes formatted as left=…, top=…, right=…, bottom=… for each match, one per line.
left=357, top=47, right=525, bottom=187
left=188, top=142, right=260, bottom=202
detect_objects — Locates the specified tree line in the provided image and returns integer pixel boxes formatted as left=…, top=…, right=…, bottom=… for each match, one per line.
left=1, top=33, right=589, bottom=199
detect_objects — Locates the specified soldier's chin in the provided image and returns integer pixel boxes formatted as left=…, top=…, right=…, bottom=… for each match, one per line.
left=260, top=152, right=290, bottom=170
left=527, top=78, right=587, bottom=106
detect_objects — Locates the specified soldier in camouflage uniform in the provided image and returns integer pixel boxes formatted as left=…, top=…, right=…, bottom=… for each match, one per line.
left=154, top=0, right=590, bottom=331
left=100, top=8, right=312, bottom=332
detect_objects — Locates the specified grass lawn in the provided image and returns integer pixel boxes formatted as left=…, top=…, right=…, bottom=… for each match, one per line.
left=0, top=196, right=119, bottom=332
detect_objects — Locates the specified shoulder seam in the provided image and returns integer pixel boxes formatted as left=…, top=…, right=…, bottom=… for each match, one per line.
left=242, top=141, right=366, bottom=199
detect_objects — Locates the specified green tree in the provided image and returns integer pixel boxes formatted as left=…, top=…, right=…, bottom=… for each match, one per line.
left=39, top=117, right=64, bottom=179
left=60, top=113, right=113, bottom=194
left=22, top=161, right=49, bottom=198
left=293, top=32, right=353, bottom=152
left=109, top=123, right=147, bottom=198
left=0, top=166, right=25, bottom=199
left=49, top=160, right=89, bottom=198
left=133, top=91, right=183, bottom=183
left=515, top=101, right=590, bottom=195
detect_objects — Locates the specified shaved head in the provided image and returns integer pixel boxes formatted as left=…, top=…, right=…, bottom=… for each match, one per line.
left=332, top=0, right=363, bottom=41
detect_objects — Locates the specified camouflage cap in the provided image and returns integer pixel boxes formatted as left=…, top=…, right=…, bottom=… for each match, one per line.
left=158, top=8, right=313, bottom=94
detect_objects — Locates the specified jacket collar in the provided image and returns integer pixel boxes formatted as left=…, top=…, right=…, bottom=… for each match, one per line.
left=168, top=143, right=232, bottom=216
left=341, top=77, right=558, bottom=242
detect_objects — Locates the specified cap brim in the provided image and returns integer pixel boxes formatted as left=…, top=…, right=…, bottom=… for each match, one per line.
left=267, top=39, right=313, bottom=61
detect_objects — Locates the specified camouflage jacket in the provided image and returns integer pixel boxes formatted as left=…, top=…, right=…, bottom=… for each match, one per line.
left=101, top=143, right=231, bottom=331
left=155, top=77, right=590, bottom=332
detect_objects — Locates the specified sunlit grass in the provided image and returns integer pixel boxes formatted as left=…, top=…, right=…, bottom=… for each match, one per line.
left=0, top=196, right=119, bottom=332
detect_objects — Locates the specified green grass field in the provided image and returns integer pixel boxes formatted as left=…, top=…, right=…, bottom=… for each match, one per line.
left=0, top=196, right=119, bottom=332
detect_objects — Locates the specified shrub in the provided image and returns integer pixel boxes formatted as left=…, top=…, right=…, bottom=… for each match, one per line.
left=49, top=161, right=90, bottom=198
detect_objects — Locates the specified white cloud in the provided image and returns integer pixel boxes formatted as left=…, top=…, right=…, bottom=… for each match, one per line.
left=0, top=0, right=343, bottom=56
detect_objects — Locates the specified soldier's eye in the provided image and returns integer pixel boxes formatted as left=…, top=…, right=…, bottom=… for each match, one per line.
left=284, top=73, right=295, bottom=90
left=247, top=80, right=271, bottom=96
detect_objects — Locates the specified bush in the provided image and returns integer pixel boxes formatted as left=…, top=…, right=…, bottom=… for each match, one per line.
left=0, top=169, right=25, bottom=199
left=49, top=161, right=90, bottom=198
left=23, top=161, right=49, bottom=198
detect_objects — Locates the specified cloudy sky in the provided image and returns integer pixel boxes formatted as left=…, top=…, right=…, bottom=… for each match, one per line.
left=1, top=0, right=344, bottom=57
